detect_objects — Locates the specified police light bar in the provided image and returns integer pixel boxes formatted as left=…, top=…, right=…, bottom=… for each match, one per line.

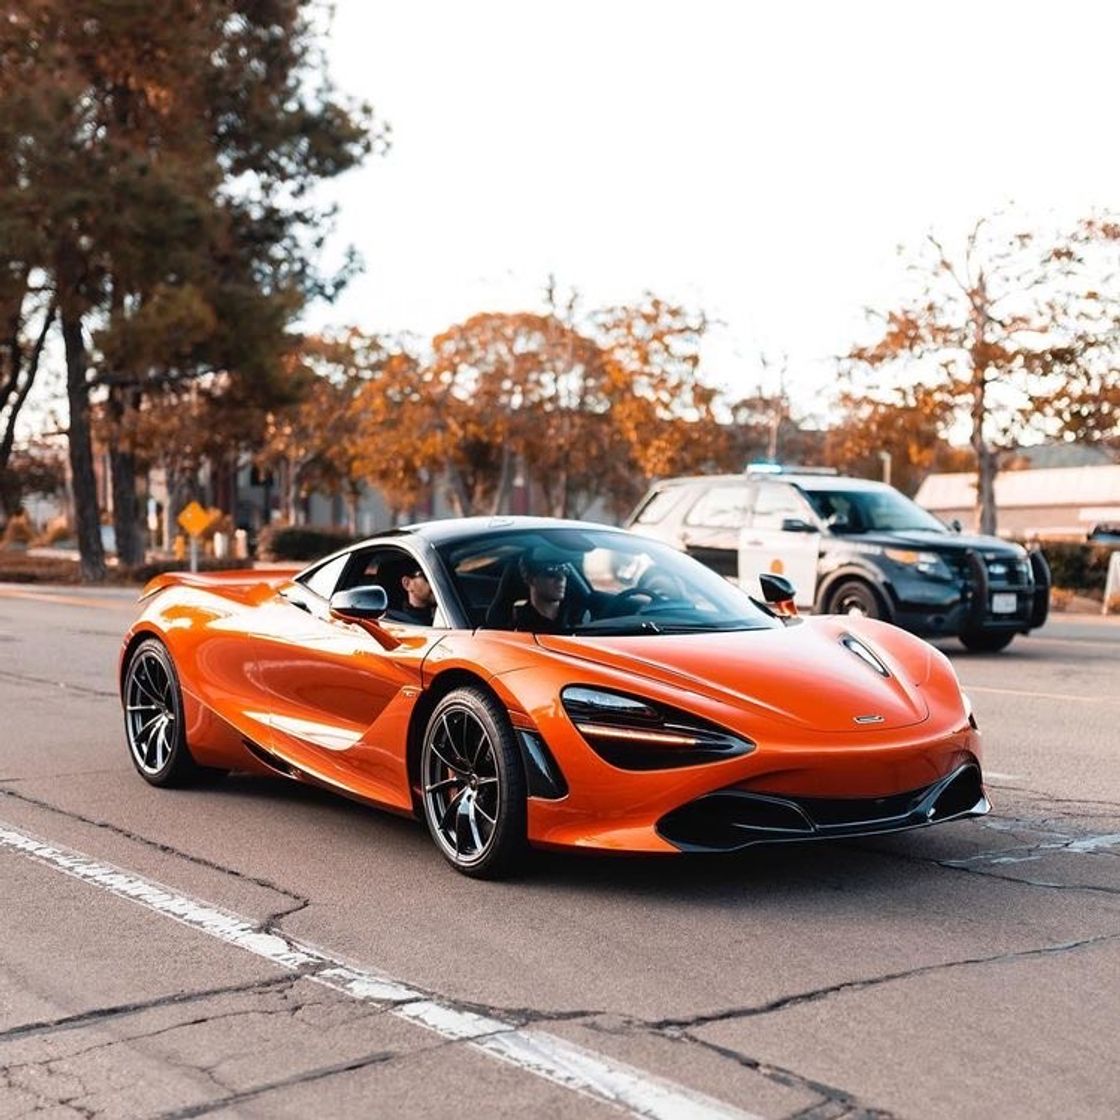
left=744, top=463, right=839, bottom=476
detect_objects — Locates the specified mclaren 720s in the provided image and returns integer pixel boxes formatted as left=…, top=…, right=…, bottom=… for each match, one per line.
left=119, top=517, right=989, bottom=878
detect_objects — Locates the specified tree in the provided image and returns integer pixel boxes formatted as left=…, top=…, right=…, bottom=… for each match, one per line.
left=594, top=296, right=734, bottom=490
left=429, top=311, right=634, bottom=518
left=258, top=332, right=385, bottom=528
left=0, top=289, right=56, bottom=515
left=0, top=1, right=377, bottom=578
left=846, top=213, right=1120, bottom=533
left=822, top=386, right=972, bottom=496
left=0, top=440, right=66, bottom=523
left=125, top=375, right=266, bottom=548
left=351, top=342, right=448, bottom=521
left=419, top=297, right=733, bottom=520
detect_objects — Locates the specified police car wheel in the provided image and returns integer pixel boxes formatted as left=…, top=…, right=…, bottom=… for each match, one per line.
left=959, top=630, right=1015, bottom=653
left=827, top=579, right=884, bottom=620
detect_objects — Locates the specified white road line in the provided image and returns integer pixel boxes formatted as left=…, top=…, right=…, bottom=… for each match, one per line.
left=962, top=684, right=1120, bottom=705
left=0, top=823, right=759, bottom=1120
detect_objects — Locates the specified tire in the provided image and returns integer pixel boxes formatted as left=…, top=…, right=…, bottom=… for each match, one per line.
left=123, top=637, right=210, bottom=787
left=420, top=686, right=528, bottom=879
left=826, top=579, right=885, bottom=620
left=959, top=630, right=1015, bottom=653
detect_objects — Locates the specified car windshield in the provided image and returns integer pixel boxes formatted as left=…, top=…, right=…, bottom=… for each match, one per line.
left=802, top=487, right=948, bottom=534
left=436, top=527, right=780, bottom=636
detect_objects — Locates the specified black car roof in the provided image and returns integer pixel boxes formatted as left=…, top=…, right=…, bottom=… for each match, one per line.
left=364, top=515, right=620, bottom=548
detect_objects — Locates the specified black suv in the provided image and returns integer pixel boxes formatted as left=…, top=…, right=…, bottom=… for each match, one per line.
left=625, top=470, right=1050, bottom=651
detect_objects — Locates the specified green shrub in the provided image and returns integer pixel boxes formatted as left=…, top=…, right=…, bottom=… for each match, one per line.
left=1035, top=541, right=1118, bottom=595
left=257, top=524, right=357, bottom=562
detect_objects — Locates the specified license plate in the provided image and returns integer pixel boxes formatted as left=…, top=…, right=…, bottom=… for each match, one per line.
left=991, top=592, right=1017, bottom=614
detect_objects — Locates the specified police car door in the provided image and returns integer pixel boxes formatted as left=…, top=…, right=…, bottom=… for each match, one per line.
left=738, top=482, right=820, bottom=607
left=677, top=481, right=753, bottom=580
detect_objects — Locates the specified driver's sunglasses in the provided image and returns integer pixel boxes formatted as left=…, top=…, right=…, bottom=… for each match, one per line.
left=536, top=564, right=567, bottom=578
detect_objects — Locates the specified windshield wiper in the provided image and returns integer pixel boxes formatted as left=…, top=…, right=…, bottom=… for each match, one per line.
left=654, top=621, right=760, bottom=633
left=570, top=618, right=662, bottom=636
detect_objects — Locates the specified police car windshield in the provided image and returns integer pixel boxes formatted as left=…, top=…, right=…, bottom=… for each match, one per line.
left=802, top=488, right=947, bottom=534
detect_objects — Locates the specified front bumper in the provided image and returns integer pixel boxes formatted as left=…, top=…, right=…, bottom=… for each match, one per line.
left=893, top=562, right=1038, bottom=638
left=656, top=761, right=989, bottom=852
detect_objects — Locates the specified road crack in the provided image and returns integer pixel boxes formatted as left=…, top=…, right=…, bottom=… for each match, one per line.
left=644, top=930, right=1120, bottom=1034
left=150, top=1050, right=397, bottom=1118
left=0, top=788, right=309, bottom=909
left=676, top=1034, right=900, bottom=1120
left=0, top=976, right=299, bottom=1043
left=0, top=668, right=116, bottom=698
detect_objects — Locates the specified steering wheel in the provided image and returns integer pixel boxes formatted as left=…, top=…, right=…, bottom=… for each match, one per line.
left=601, top=586, right=662, bottom=619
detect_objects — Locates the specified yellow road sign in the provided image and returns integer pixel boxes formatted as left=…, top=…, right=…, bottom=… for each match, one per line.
left=178, top=501, right=219, bottom=538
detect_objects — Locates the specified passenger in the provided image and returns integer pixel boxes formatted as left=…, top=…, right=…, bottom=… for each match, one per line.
left=386, top=566, right=436, bottom=625
left=512, top=549, right=576, bottom=633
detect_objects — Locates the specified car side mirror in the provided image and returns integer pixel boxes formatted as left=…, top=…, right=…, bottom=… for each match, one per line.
left=780, top=517, right=818, bottom=533
left=329, top=585, right=400, bottom=649
left=758, top=572, right=798, bottom=618
left=949, top=518, right=963, bottom=533
left=329, top=585, right=389, bottom=621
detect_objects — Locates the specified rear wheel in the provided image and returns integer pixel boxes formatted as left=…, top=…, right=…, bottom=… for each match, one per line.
left=421, top=687, right=528, bottom=879
left=826, top=579, right=885, bottom=620
left=123, top=638, right=208, bottom=787
left=959, top=630, right=1015, bottom=652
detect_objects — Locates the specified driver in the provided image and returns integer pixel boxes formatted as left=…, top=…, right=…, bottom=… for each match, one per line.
left=385, top=566, right=436, bottom=625
left=513, top=548, right=580, bottom=633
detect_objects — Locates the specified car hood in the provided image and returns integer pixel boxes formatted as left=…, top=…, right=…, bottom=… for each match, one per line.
left=536, top=619, right=930, bottom=732
left=844, top=528, right=1025, bottom=557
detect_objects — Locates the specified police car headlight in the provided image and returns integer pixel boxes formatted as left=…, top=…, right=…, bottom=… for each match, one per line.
left=884, top=549, right=953, bottom=579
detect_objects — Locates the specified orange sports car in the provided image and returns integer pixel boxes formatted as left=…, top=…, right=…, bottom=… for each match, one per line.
left=119, top=517, right=988, bottom=878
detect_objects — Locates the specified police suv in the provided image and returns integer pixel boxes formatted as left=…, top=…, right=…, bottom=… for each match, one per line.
left=625, top=467, right=1050, bottom=652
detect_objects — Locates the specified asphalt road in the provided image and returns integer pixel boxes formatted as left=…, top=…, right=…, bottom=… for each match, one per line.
left=1, top=584, right=1118, bottom=1120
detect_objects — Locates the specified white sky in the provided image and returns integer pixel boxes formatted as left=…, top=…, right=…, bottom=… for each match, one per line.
left=313, top=1, right=1120, bottom=422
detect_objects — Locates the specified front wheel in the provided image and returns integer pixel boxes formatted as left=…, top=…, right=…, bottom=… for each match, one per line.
left=959, top=630, right=1015, bottom=653
left=420, top=687, right=528, bottom=879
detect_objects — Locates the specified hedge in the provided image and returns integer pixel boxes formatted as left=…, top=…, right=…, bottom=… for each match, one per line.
left=122, top=557, right=254, bottom=584
left=257, top=524, right=358, bottom=562
left=1035, top=541, right=1119, bottom=595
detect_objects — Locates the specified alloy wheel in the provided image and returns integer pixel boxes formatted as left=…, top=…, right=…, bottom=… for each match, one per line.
left=422, top=703, right=501, bottom=867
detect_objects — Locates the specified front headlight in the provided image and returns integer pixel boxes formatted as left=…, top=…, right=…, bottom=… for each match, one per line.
left=561, top=686, right=755, bottom=770
left=883, top=548, right=953, bottom=580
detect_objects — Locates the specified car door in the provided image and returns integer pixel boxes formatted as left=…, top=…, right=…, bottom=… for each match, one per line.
left=738, top=482, right=821, bottom=607
left=250, top=546, right=445, bottom=808
left=678, top=482, right=754, bottom=579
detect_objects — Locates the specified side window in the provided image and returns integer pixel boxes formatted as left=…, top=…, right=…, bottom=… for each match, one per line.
left=683, top=485, right=753, bottom=529
left=348, top=548, right=411, bottom=602
left=632, top=487, right=683, bottom=525
left=298, top=553, right=350, bottom=600
left=346, top=546, right=446, bottom=628
left=751, top=484, right=811, bottom=530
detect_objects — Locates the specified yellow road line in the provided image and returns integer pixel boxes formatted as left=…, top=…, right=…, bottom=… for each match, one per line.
left=0, top=587, right=134, bottom=611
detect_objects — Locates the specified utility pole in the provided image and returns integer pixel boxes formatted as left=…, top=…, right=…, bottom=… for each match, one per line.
left=879, top=450, right=892, bottom=487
